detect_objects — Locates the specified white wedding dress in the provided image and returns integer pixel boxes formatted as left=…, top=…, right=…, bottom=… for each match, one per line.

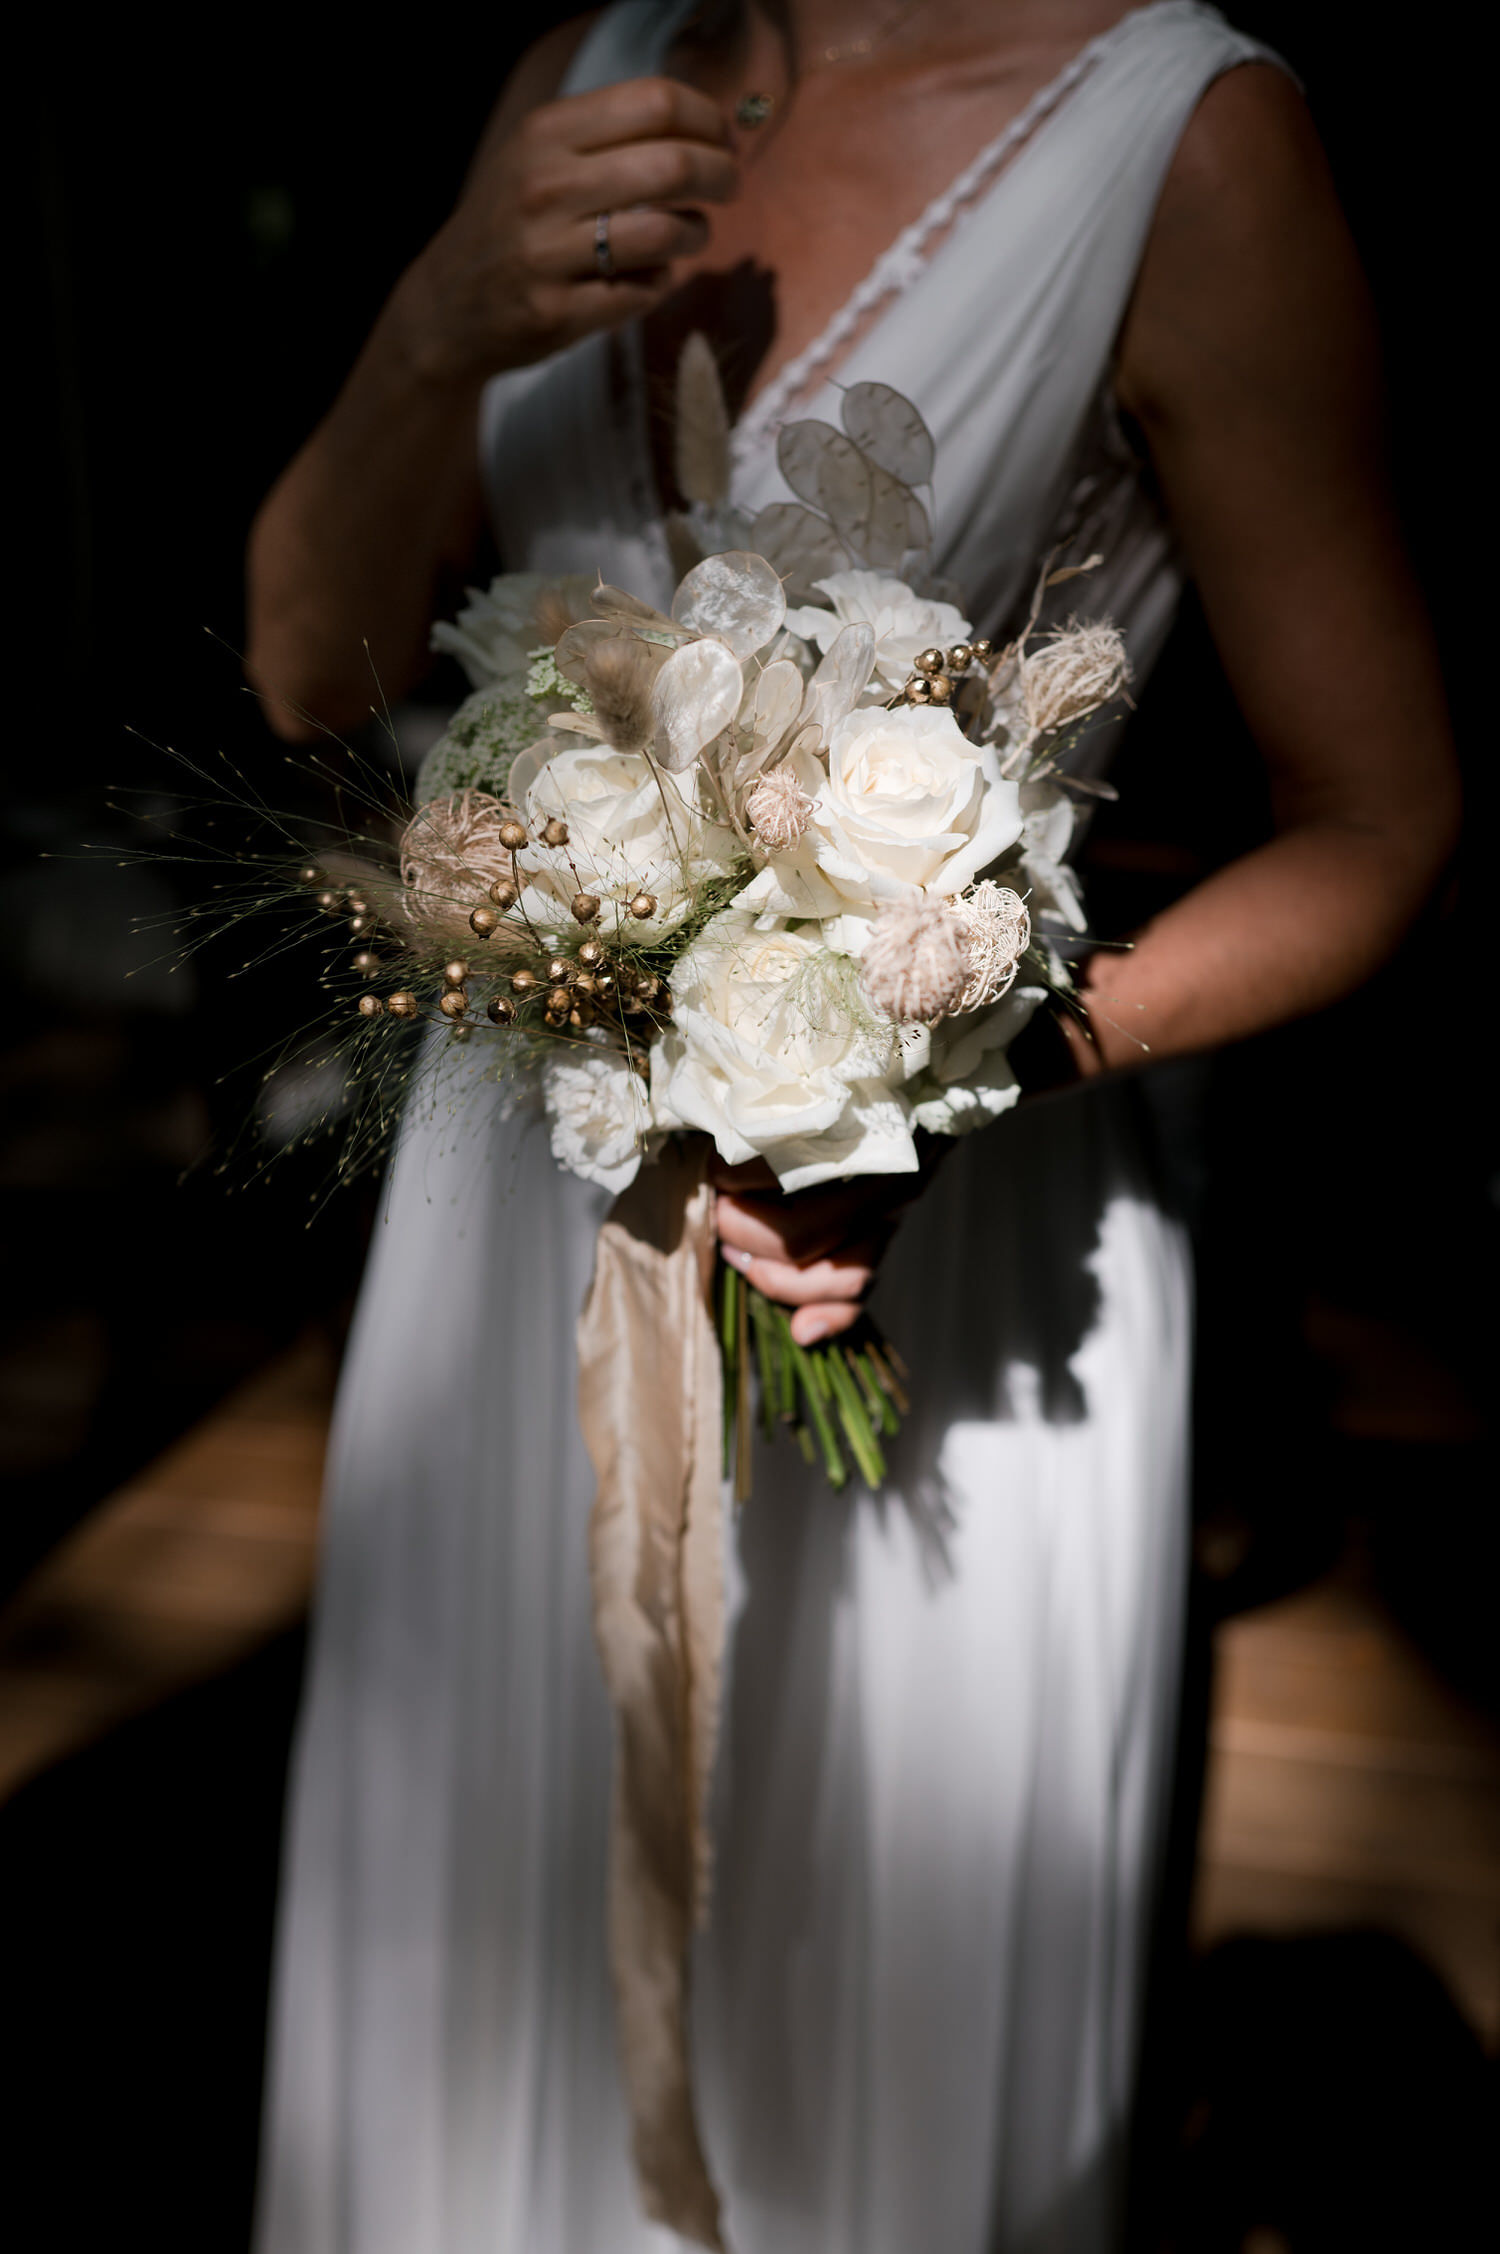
left=255, top=8, right=1282, bottom=2251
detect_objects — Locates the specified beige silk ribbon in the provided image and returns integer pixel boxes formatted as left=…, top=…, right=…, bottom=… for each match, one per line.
left=575, top=1135, right=728, bottom=2251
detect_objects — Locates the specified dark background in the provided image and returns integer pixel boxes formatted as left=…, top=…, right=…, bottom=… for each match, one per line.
left=6, top=7, right=1494, bottom=2248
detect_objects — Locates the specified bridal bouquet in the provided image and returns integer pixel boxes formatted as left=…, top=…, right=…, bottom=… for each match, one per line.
left=318, top=373, right=1127, bottom=1496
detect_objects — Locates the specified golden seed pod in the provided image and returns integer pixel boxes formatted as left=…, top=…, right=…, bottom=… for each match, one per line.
left=357, top=993, right=385, bottom=1018
left=541, top=817, right=570, bottom=848
left=594, top=969, right=616, bottom=993
left=926, top=674, right=954, bottom=704
left=903, top=677, right=933, bottom=704
left=469, top=905, right=499, bottom=938
left=443, top=959, right=470, bottom=987
left=387, top=990, right=418, bottom=1019
left=914, top=647, right=945, bottom=675
left=439, top=989, right=468, bottom=1019
left=315, top=889, right=339, bottom=911
left=545, top=985, right=571, bottom=1013
left=353, top=950, right=380, bottom=976
left=498, top=819, right=528, bottom=851
left=946, top=643, right=973, bottom=671
left=299, top=865, right=320, bottom=885
left=488, top=876, right=518, bottom=909
left=572, top=972, right=598, bottom=999
left=628, top=893, right=657, bottom=920
left=577, top=938, right=606, bottom=967
left=546, top=956, right=573, bottom=984
left=970, top=637, right=992, bottom=660
left=511, top=968, right=538, bottom=994
left=568, top=1004, right=593, bottom=1030
left=486, top=995, right=517, bottom=1026
left=571, top=892, right=600, bottom=923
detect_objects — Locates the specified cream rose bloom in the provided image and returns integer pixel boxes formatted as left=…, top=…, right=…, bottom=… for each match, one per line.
left=783, top=570, right=972, bottom=696
left=543, top=1043, right=651, bottom=1193
left=739, top=703, right=1022, bottom=930
left=516, top=744, right=739, bottom=938
left=651, top=919, right=919, bottom=1190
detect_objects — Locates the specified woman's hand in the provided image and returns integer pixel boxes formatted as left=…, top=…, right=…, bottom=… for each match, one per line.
left=389, top=76, right=738, bottom=386
left=712, top=1153, right=936, bottom=1346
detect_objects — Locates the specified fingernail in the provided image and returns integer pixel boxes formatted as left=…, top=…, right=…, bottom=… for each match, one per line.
left=722, top=1245, right=751, bottom=1273
left=799, top=1316, right=828, bottom=1343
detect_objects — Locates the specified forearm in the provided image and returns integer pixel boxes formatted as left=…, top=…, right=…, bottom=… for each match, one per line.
left=1074, top=810, right=1456, bottom=1070
left=246, top=285, right=485, bottom=741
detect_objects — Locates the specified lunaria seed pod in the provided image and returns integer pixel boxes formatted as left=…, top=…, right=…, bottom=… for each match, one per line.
left=469, top=905, right=499, bottom=937
left=498, top=819, right=528, bottom=852
left=357, top=993, right=385, bottom=1018
left=443, top=960, right=469, bottom=987
left=541, top=817, right=569, bottom=848
left=488, top=876, right=518, bottom=909
left=571, top=893, right=600, bottom=923
left=439, top=989, right=468, bottom=1019
left=628, top=893, right=657, bottom=920
left=387, top=990, right=418, bottom=1019
left=859, top=901, right=970, bottom=1025
left=486, top=995, right=516, bottom=1025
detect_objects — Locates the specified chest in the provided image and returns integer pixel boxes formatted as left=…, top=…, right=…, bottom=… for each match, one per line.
left=639, top=23, right=1118, bottom=497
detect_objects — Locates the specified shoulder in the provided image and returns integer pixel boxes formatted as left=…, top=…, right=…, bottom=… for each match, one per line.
left=1117, top=60, right=1374, bottom=429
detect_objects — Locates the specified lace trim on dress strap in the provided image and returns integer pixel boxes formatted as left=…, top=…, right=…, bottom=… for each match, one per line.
left=730, top=1, right=1197, bottom=465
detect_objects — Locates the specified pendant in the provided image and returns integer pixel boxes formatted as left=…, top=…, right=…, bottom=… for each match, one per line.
left=734, top=91, right=774, bottom=127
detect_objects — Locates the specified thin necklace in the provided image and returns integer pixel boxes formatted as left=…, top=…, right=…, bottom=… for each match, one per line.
left=735, top=0, right=938, bottom=127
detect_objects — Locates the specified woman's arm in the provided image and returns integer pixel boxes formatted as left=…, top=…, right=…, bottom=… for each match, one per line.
left=245, top=19, right=737, bottom=739
left=1086, top=62, right=1460, bottom=1064
left=721, top=65, right=1460, bottom=1338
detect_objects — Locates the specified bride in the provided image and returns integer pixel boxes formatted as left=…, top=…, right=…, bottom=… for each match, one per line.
left=246, top=6, right=1457, bottom=2250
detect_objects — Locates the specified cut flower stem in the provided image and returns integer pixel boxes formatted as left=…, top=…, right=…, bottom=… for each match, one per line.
left=717, top=1262, right=903, bottom=1499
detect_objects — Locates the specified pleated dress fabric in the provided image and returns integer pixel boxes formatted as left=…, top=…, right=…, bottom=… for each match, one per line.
left=254, top=9, right=1280, bottom=2251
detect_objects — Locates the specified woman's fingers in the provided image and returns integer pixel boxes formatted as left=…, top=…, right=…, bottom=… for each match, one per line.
left=717, top=1180, right=902, bottom=1265
left=550, top=203, right=710, bottom=278
left=721, top=1241, right=880, bottom=1309
left=557, top=75, right=735, bottom=158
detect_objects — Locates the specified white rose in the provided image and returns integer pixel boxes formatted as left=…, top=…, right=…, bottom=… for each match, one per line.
left=740, top=705, right=1022, bottom=926
left=783, top=570, right=972, bottom=696
left=651, top=918, right=919, bottom=1191
left=904, top=983, right=1044, bottom=1137
left=430, top=570, right=594, bottom=690
left=517, top=744, right=739, bottom=938
left=543, top=1043, right=651, bottom=1193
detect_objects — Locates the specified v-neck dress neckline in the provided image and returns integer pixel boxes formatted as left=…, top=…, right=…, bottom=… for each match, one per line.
left=723, top=2, right=1188, bottom=465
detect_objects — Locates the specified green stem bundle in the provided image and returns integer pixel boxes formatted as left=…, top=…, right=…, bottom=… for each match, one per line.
left=718, top=1262, right=907, bottom=1500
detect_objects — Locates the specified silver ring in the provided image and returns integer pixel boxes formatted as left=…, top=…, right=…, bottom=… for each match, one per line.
left=594, top=211, right=615, bottom=279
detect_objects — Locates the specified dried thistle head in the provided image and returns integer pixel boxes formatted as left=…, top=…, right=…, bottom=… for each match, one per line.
left=579, top=634, right=666, bottom=755
left=859, top=900, right=970, bottom=1025
left=746, top=762, right=814, bottom=851
left=950, top=881, right=1030, bottom=1010
left=1020, top=621, right=1130, bottom=739
left=400, top=790, right=518, bottom=947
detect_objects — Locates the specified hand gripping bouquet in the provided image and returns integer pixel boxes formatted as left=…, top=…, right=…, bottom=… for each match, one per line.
left=165, top=349, right=1130, bottom=2247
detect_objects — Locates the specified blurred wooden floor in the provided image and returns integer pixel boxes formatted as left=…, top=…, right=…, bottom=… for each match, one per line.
left=1, top=1334, right=1497, bottom=2048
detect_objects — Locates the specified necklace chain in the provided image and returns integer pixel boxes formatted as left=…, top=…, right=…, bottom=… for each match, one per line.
left=736, top=0, right=937, bottom=126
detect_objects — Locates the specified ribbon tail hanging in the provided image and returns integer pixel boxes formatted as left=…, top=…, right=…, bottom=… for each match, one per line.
left=576, top=1136, right=728, bottom=2251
